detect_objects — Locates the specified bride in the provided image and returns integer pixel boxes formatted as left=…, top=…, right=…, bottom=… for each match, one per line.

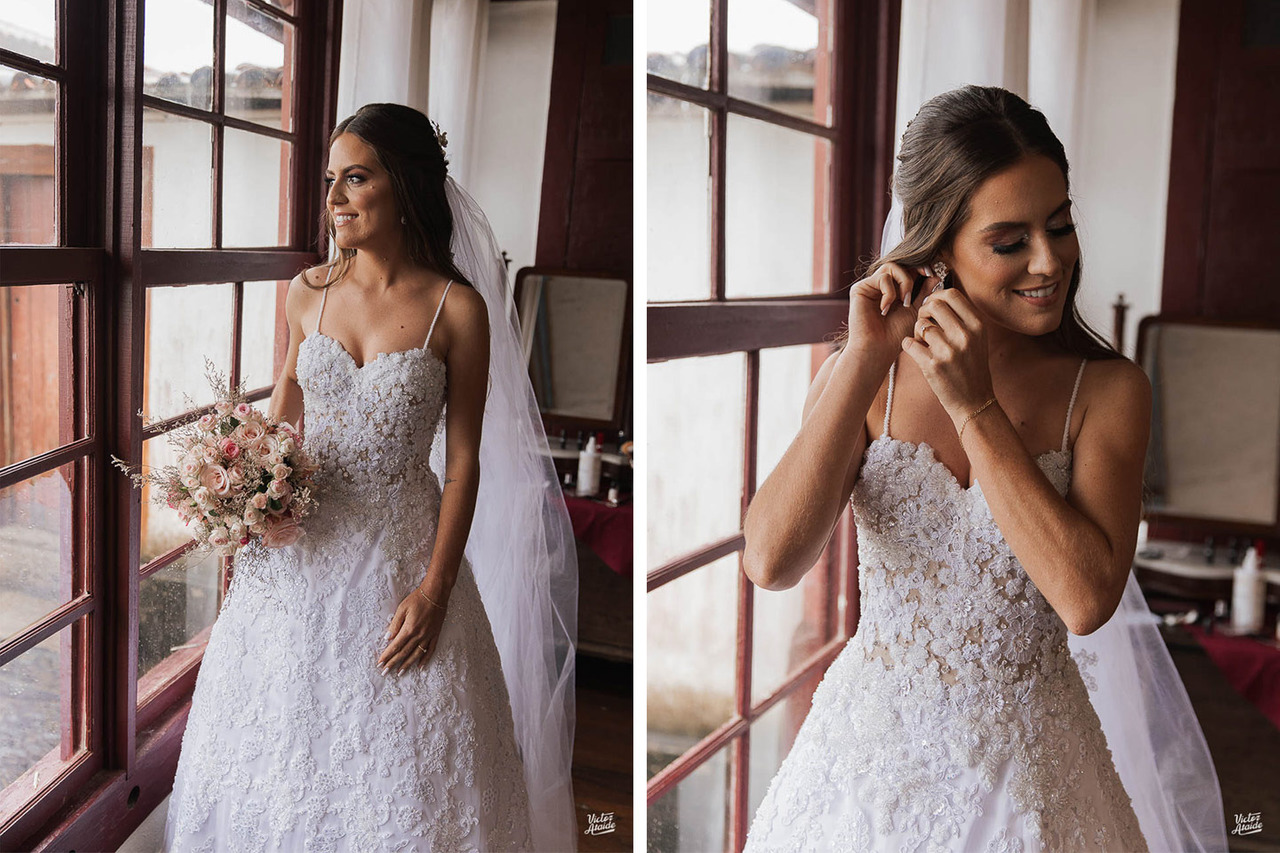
left=164, top=103, right=578, bottom=852
left=741, top=86, right=1226, bottom=851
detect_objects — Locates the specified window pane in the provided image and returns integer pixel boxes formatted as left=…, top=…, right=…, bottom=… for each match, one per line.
left=751, top=564, right=833, bottom=705
left=144, top=283, right=234, bottom=421
left=142, top=109, right=214, bottom=248
left=647, top=0, right=710, bottom=89
left=726, top=114, right=830, bottom=298
left=728, top=0, right=833, bottom=125
left=0, top=284, right=85, bottom=468
left=223, top=129, right=290, bottom=247
left=647, top=95, right=711, bottom=302
left=0, top=65, right=58, bottom=246
left=226, top=0, right=294, bottom=132
left=747, top=696, right=808, bottom=822
left=260, top=0, right=297, bottom=13
left=0, top=466, right=74, bottom=646
left=240, top=280, right=285, bottom=392
left=138, top=548, right=221, bottom=686
left=755, top=344, right=823, bottom=492
left=0, top=4, right=57, bottom=65
left=143, top=0, right=215, bottom=111
left=0, top=617, right=85, bottom=796
left=139, top=434, right=197, bottom=565
left=648, top=354, right=745, bottom=567
left=648, top=553, right=739, bottom=777
left=647, top=746, right=729, bottom=853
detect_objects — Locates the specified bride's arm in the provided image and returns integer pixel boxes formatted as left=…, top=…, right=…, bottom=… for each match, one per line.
left=417, top=284, right=490, bottom=606
left=266, top=272, right=313, bottom=430
left=960, top=359, right=1151, bottom=636
left=742, top=347, right=886, bottom=591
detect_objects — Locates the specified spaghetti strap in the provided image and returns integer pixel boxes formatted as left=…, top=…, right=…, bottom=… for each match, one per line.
left=883, top=361, right=897, bottom=438
left=314, top=266, right=334, bottom=335
left=424, top=280, right=453, bottom=350
left=1061, top=358, right=1087, bottom=453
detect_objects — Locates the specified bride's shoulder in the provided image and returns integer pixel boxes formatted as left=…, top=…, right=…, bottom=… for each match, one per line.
left=283, top=266, right=328, bottom=327
left=1077, top=356, right=1152, bottom=433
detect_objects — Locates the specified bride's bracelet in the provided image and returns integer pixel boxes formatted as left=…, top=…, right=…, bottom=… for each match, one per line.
left=416, top=587, right=445, bottom=609
left=958, top=396, right=997, bottom=439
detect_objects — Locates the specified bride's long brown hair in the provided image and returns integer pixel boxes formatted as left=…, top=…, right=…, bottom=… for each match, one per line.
left=311, top=103, right=473, bottom=290
left=841, top=85, right=1122, bottom=362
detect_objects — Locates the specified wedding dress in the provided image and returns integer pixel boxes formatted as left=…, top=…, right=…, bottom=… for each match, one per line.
left=164, top=279, right=536, bottom=852
left=745, top=357, right=1153, bottom=852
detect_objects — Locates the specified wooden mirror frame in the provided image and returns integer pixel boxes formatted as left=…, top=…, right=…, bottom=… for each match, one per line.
left=513, top=266, right=632, bottom=439
left=1135, top=313, right=1280, bottom=543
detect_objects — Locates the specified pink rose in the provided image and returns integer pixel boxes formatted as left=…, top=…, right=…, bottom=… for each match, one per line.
left=192, top=487, right=214, bottom=508
left=237, top=420, right=266, bottom=443
left=233, top=402, right=253, bottom=420
left=197, top=413, right=217, bottom=432
left=214, top=400, right=233, bottom=417
left=262, top=514, right=304, bottom=548
left=199, top=464, right=232, bottom=497
left=251, top=492, right=269, bottom=510
left=227, top=462, right=246, bottom=487
left=201, top=444, right=219, bottom=463
left=271, top=463, right=291, bottom=481
left=243, top=506, right=264, bottom=526
left=220, top=438, right=241, bottom=460
left=179, top=452, right=203, bottom=478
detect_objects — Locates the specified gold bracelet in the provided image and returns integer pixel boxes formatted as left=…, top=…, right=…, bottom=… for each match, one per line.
left=416, top=587, right=444, bottom=609
left=958, top=396, right=997, bottom=439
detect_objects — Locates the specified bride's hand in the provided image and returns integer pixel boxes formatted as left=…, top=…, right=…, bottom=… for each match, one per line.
left=378, top=587, right=448, bottom=675
left=845, top=262, right=934, bottom=369
left=900, top=287, right=995, bottom=428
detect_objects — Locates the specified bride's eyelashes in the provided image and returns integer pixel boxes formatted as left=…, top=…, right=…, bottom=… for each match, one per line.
left=991, top=223, right=1076, bottom=255
left=322, top=173, right=368, bottom=188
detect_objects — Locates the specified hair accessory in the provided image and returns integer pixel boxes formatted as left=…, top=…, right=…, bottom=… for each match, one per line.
left=429, top=119, right=449, bottom=151
left=958, top=396, right=997, bottom=439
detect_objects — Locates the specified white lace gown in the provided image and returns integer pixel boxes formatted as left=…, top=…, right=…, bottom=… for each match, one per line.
left=745, top=358, right=1149, bottom=853
left=164, top=282, right=534, bottom=852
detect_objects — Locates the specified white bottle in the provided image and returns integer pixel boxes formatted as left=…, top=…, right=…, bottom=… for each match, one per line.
left=576, top=436, right=601, bottom=497
left=1231, top=546, right=1265, bottom=634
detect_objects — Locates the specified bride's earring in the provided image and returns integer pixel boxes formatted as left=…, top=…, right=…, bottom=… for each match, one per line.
left=931, top=261, right=949, bottom=292
left=400, top=215, right=407, bottom=225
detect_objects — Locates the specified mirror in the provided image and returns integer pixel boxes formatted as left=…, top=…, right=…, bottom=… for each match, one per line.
left=1137, top=316, right=1280, bottom=529
left=514, top=267, right=631, bottom=430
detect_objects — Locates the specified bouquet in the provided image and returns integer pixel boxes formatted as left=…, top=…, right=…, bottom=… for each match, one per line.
left=113, top=362, right=318, bottom=558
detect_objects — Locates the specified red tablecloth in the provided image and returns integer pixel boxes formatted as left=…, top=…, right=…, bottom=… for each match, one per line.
left=562, top=494, right=633, bottom=577
left=1187, top=624, right=1280, bottom=730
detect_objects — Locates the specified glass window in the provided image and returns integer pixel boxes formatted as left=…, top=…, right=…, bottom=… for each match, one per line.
left=647, top=96, right=712, bottom=302
left=143, top=0, right=216, bottom=111
left=143, top=283, right=235, bottom=422
left=647, top=0, right=710, bottom=89
left=142, top=109, right=215, bottom=249
left=648, top=353, right=746, bottom=568
left=0, top=65, right=59, bottom=246
left=648, top=553, right=740, bottom=776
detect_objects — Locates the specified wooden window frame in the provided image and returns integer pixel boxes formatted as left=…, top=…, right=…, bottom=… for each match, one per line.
left=0, top=1, right=343, bottom=849
left=645, top=2, right=902, bottom=849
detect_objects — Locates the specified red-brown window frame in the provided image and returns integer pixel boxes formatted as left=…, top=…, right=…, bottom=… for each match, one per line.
left=0, top=1, right=343, bottom=849
left=645, top=2, right=902, bottom=849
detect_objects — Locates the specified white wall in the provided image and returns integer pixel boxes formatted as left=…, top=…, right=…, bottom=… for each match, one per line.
left=468, top=0, right=557, bottom=278
left=1073, top=0, right=1181, bottom=358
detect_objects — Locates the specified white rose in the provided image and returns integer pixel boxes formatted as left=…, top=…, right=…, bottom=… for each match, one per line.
left=238, top=420, right=266, bottom=442
left=278, top=436, right=297, bottom=456
left=207, top=526, right=231, bottom=548
left=243, top=506, right=264, bottom=526
left=214, top=400, right=233, bottom=417
left=192, top=487, right=214, bottom=508
left=266, top=479, right=292, bottom=502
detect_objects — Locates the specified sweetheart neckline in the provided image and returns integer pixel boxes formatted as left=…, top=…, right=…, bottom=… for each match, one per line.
left=869, top=434, right=1070, bottom=495
left=304, top=331, right=445, bottom=373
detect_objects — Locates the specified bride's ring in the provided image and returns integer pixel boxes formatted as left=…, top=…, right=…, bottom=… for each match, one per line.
left=416, top=644, right=429, bottom=654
